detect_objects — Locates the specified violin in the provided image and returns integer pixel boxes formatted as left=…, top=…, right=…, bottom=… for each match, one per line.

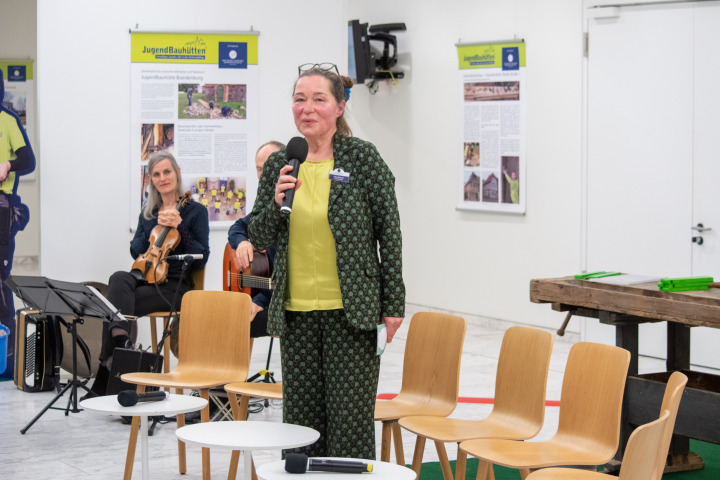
left=130, top=191, right=191, bottom=284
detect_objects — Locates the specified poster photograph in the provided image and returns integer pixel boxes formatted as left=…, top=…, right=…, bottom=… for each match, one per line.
left=457, top=42, right=526, bottom=214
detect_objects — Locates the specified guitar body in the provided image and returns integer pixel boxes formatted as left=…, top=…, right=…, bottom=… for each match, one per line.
left=223, top=242, right=272, bottom=297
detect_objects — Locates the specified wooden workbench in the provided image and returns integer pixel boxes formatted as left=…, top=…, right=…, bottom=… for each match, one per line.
left=531, top=276, right=720, bottom=473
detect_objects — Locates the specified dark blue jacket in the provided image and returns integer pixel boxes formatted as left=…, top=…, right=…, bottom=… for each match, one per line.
left=132, top=200, right=210, bottom=283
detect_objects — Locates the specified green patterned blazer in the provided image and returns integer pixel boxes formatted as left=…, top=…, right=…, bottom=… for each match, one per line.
left=249, top=134, right=405, bottom=337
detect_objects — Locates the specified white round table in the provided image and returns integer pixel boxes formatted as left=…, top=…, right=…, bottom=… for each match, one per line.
left=176, top=421, right=319, bottom=480
left=81, top=394, right=207, bottom=480
left=257, top=458, right=417, bottom=480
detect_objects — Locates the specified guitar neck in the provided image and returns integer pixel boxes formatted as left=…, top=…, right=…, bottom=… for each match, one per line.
left=240, top=274, right=273, bottom=290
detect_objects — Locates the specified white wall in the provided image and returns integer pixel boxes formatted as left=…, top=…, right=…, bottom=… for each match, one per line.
left=346, top=0, right=584, bottom=330
left=36, top=0, right=583, bottom=333
left=0, top=0, right=39, bottom=258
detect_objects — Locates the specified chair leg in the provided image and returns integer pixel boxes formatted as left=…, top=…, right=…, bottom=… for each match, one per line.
left=392, top=421, right=405, bottom=466
left=435, top=440, right=453, bottom=480
left=228, top=455, right=238, bottom=480
left=455, top=448, right=467, bottom=480
left=124, top=384, right=146, bottom=480
left=163, top=335, right=171, bottom=374
left=200, top=388, right=211, bottom=480
left=149, top=317, right=158, bottom=353
left=476, top=460, right=494, bottom=480
left=228, top=393, right=250, bottom=480
left=228, top=392, right=240, bottom=480
left=411, top=436, right=426, bottom=475
left=176, top=388, right=186, bottom=474
left=519, top=468, right=530, bottom=480
left=381, top=421, right=392, bottom=462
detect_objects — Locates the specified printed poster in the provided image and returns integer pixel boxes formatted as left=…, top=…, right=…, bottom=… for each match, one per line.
left=1, top=60, right=35, bottom=180
left=130, top=32, right=259, bottom=228
left=457, top=42, right=526, bottom=214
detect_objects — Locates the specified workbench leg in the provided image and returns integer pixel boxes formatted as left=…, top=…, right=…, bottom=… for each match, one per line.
left=611, top=322, right=638, bottom=472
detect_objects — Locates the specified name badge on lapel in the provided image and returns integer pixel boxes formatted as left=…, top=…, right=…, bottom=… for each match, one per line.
left=329, top=168, right=350, bottom=183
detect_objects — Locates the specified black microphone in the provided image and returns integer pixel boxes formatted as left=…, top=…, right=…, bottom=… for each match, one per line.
left=280, top=136, right=309, bottom=215
left=285, top=454, right=372, bottom=474
left=117, top=390, right=169, bottom=407
left=166, top=253, right=203, bottom=262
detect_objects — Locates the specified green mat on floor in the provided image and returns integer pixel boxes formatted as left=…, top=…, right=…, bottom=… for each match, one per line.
left=415, top=440, right=720, bottom=479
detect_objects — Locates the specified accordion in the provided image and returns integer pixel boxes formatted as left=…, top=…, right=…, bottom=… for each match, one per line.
left=14, top=310, right=60, bottom=392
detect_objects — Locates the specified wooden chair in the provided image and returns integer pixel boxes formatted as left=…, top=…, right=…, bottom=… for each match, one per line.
left=399, top=326, right=554, bottom=480
left=651, top=371, right=688, bottom=478
left=524, top=371, right=687, bottom=480
left=120, top=290, right=252, bottom=480
left=525, top=411, right=671, bottom=480
left=147, top=266, right=205, bottom=378
left=224, top=381, right=284, bottom=480
left=375, top=312, right=467, bottom=466
left=457, top=342, right=631, bottom=480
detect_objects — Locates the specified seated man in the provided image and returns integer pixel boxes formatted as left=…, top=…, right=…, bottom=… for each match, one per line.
left=228, top=140, right=283, bottom=337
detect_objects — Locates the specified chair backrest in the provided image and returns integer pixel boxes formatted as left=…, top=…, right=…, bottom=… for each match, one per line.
left=554, top=342, right=631, bottom=461
left=489, top=326, right=554, bottom=437
left=619, top=410, right=670, bottom=480
left=652, top=371, right=688, bottom=479
left=397, top=312, right=466, bottom=411
left=191, top=265, right=206, bottom=291
left=175, top=290, right=251, bottom=379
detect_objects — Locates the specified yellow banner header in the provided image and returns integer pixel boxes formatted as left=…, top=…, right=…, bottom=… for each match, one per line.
left=131, top=32, right=258, bottom=66
left=0, top=60, right=34, bottom=81
left=457, top=42, right=525, bottom=70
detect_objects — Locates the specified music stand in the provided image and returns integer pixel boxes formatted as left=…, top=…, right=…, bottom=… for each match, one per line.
left=5, top=275, right=121, bottom=434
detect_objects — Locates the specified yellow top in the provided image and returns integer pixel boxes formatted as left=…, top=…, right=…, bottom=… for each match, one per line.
left=286, top=158, right=343, bottom=311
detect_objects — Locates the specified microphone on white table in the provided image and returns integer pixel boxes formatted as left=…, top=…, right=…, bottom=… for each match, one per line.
left=285, top=454, right=372, bottom=474
left=117, top=390, right=169, bottom=407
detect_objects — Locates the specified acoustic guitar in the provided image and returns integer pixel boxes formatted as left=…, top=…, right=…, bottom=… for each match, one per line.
left=222, top=242, right=274, bottom=296
left=130, top=191, right=191, bottom=284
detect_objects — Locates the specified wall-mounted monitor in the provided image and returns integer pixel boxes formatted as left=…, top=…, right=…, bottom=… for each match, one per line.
left=348, top=20, right=374, bottom=85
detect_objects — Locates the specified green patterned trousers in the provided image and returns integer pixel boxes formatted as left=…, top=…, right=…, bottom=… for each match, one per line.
left=281, top=309, right=380, bottom=458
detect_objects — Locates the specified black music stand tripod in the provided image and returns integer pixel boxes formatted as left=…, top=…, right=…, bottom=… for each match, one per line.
left=5, top=276, right=120, bottom=434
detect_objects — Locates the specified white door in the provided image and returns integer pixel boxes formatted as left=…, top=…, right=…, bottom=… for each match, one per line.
left=689, top=2, right=720, bottom=368
left=585, top=1, right=720, bottom=369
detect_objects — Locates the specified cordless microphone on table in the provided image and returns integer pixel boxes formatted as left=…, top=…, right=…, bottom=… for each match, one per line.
left=285, top=454, right=372, bottom=474
left=280, top=136, right=309, bottom=215
left=117, top=390, right=169, bottom=407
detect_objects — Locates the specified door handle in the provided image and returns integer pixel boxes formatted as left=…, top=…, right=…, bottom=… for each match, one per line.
left=691, top=223, right=712, bottom=233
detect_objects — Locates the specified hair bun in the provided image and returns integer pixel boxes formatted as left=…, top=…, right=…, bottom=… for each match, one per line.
left=340, top=75, right=354, bottom=89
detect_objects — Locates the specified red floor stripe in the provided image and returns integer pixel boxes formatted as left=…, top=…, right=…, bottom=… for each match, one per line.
left=377, top=393, right=561, bottom=407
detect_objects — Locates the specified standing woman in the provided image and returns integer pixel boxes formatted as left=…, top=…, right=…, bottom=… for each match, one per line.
left=88, top=150, right=209, bottom=397
left=249, top=63, right=405, bottom=458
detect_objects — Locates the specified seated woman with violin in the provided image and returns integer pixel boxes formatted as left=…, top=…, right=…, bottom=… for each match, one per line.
left=88, top=150, right=210, bottom=397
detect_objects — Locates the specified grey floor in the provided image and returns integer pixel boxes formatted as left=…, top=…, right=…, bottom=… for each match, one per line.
left=0, top=264, right=679, bottom=479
